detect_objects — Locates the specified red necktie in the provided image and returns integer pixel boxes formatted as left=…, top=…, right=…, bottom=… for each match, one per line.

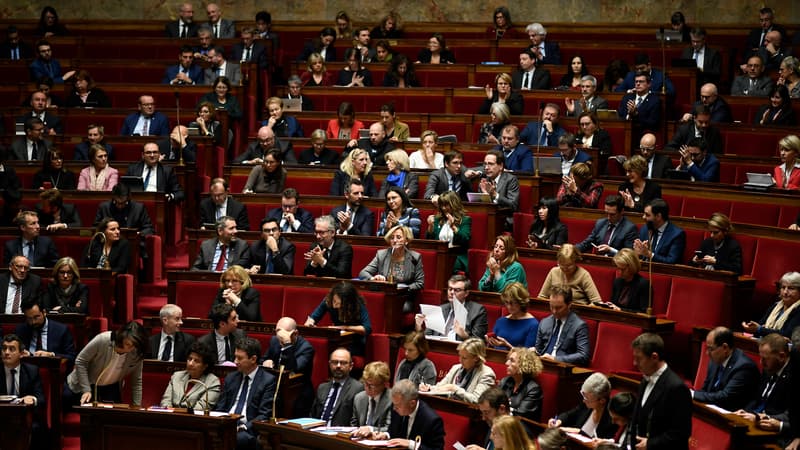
left=214, top=244, right=227, bottom=271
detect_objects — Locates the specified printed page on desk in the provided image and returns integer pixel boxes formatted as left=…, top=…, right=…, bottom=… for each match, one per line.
left=452, top=299, right=467, bottom=329
left=357, top=439, right=391, bottom=446
left=420, top=304, right=446, bottom=334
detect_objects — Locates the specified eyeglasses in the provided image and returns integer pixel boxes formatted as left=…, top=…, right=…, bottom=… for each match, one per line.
left=58, top=270, right=74, bottom=277
left=330, top=360, right=350, bottom=366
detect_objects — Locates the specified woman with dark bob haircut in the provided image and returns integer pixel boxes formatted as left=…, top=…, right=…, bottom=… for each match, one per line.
left=305, top=281, right=372, bottom=355
left=526, top=197, right=568, bottom=250
left=161, top=341, right=221, bottom=410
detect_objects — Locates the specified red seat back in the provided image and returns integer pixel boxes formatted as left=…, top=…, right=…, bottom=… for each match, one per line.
left=590, top=322, right=641, bottom=374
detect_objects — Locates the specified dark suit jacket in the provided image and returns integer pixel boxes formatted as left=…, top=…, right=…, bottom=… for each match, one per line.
left=730, top=75, right=774, bottom=97
left=44, top=281, right=89, bottom=314
left=94, top=200, right=155, bottom=236
left=162, top=63, right=203, bottom=85
left=215, top=367, right=275, bottom=434
left=311, top=376, right=364, bottom=426
left=681, top=46, right=722, bottom=80
left=630, top=366, right=692, bottom=450
left=534, top=311, right=590, bottom=366
left=74, top=141, right=114, bottom=161
left=264, top=207, right=314, bottom=233
left=567, top=96, right=610, bottom=116
left=616, top=69, right=675, bottom=97
left=499, top=375, right=542, bottom=422
left=10, top=137, right=52, bottom=161
left=351, top=388, right=392, bottom=430
left=520, top=121, right=566, bottom=146
left=213, top=287, right=261, bottom=322
left=3, top=236, right=59, bottom=267
left=119, top=112, right=170, bottom=136
left=17, top=110, right=63, bottom=135
left=425, top=300, right=488, bottom=341
left=331, top=205, right=375, bottom=236
left=157, top=137, right=197, bottom=163
left=35, top=203, right=81, bottom=228
left=610, top=274, right=651, bottom=313
left=65, top=89, right=112, bottom=108
left=387, top=400, right=444, bottom=450
left=146, top=331, right=196, bottom=362
left=528, top=220, right=568, bottom=250
left=617, top=92, right=661, bottom=130
left=695, top=348, right=759, bottom=411
left=576, top=216, right=637, bottom=254
left=575, top=129, right=612, bottom=158
left=745, top=363, right=792, bottom=422
left=689, top=98, right=732, bottom=124
left=0, top=273, right=42, bottom=313
left=378, top=172, right=419, bottom=199
left=746, top=25, right=787, bottom=52
left=82, top=238, right=131, bottom=274
left=638, top=221, right=686, bottom=264
left=263, top=334, right=315, bottom=416
left=231, top=42, right=268, bottom=69
left=198, top=329, right=245, bottom=363
left=692, top=236, right=742, bottom=275
left=164, top=20, right=198, bottom=38
left=0, top=362, right=44, bottom=407
left=126, top=161, right=185, bottom=201
left=648, top=154, right=673, bottom=179
left=15, top=317, right=76, bottom=363
left=493, top=143, right=533, bottom=173
left=478, top=92, right=524, bottom=116
left=558, top=402, right=617, bottom=438
left=192, top=238, right=251, bottom=271
left=208, top=19, right=236, bottom=39
left=665, top=122, right=723, bottom=154
left=0, top=41, right=33, bottom=59
left=512, top=68, right=551, bottom=90
left=249, top=237, right=295, bottom=275
left=678, top=152, right=720, bottom=182
left=423, top=167, right=472, bottom=200
left=303, top=238, right=353, bottom=278
left=199, top=197, right=250, bottom=230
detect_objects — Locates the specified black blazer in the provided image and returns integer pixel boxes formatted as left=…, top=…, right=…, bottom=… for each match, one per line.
left=665, top=122, right=723, bottom=154
left=43, top=281, right=89, bottom=314
left=499, top=376, right=543, bottom=422
left=311, top=376, right=364, bottom=426
left=648, top=154, right=673, bottom=179
left=15, top=317, right=76, bottom=363
left=575, top=129, right=612, bottom=157
left=478, top=92, right=525, bottom=116
left=629, top=366, right=692, bottom=450
left=164, top=20, right=198, bottom=38
left=745, top=363, right=792, bottom=422
left=512, top=68, right=551, bottom=90
left=249, top=237, right=295, bottom=275
left=528, top=220, right=568, bottom=250
left=386, top=400, right=444, bottom=450
left=197, top=329, right=245, bottom=363
left=695, top=348, right=759, bottom=411
left=558, top=402, right=618, bottom=439
left=3, top=236, right=59, bottom=267
left=212, top=287, right=261, bottom=322
left=65, top=89, right=112, bottom=108
left=32, top=169, right=77, bottom=190
left=330, top=171, right=377, bottom=198
left=231, top=42, right=268, bottom=69
left=691, top=236, right=743, bottom=275
left=303, top=238, right=353, bottom=279
left=215, top=368, right=276, bottom=434
left=264, top=207, right=315, bottom=233
left=298, top=147, right=338, bottom=165
left=0, top=362, right=44, bottom=407
left=198, top=197, right=250, bottom=231
left=576, top=216, right=638, bottom=255
left=125, top=161, right=185, bottom=201
left=147, top=331, right=196, bottom=362
left=157, top=137, right=197, bottom=163
left=82, top=238, right=131, bottom=274
left=94, top=200, right=155, bottom=236
left=0, top=273, right=42, bottom=313
left=263, top=335, right=315, bottom=416
left=36, top=203, right=81, bottom=228
left=610, top=274, right=651, bottom=313
left=331, top=205, right=375, bottom=236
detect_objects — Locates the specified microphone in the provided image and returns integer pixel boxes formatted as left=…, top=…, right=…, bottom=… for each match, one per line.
left=534, top=102, right=546, bottom=177
left=271, top=364, right=285, bottom=422
left=175, top=90, right=184, bottom=166
left=182, top=378, right=211, bottom=415
left=92, top=360, right=113, bottom=407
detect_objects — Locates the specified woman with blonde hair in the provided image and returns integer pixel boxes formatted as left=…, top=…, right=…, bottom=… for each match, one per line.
left=538, top=244, right=601, bottom=305
left=498, top=347, right=543, bottom=421
left=330, top=147, right=376, bottom=197
left=773, top=134, right=800, bottom=189
left=77, top=144, right=118, bottom=191
left=426, top=191, right=472, bottom=273
left=619, top=154, right=662, bottom=213
left=690, top=212, right=742, bottom=275
left=491, top=415, right=537, bottom=450
left=44, top=257, right=89, bottom=314
left=610, top=248, right=650, bottom=312
left=409, top=130, right=444, bottom=169
left=262, top=97, right=303, bottom=138
left=420, top=337, right=495, bottom=403
left=487, top=283, right=539, bottom=349
left=378, top=149, right=418, bottom=198
left=212, top=265, right=261, bottom=322
left=480, top=235, right=527, bottom=292
left=480, top=73, right=524, bottom=116
left=743, top=272, right=800, bottom=338
left=359, top=225, right=424, bottom=291
left=300, top=52, right=334, bottom=87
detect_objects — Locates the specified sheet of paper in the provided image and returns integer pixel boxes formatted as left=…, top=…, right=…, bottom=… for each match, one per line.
left=357, top=439, right=391, bottom=446
left=704, top=404, right=732, bottom=415
left=566, top=432, right=592, bottom=443
left=453, top=441, right=467, bottom=450
left=420, top=304, right=446, bottom=335
left=452, top=299, right=468, bottom=331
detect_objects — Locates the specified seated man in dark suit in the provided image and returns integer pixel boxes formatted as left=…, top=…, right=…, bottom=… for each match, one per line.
left=126, top=142, right=185, bottom=202
left=199, top=178, right=250, bottom=230
left=261, top=317, right=314, bottom=416
left=3, top=210, right=58, bottom=267
left=331, top=179, right=375, bottom=236
left=1, top=334, right=47, bottom=450
left=416, top=274, right=488, bottom=342
left=16, top=90, right=62, bottom=136
left=512, top=49, right=551, bottom=91
left=576, top=194, right=638, bottom=256
left=119, top=95, right=170, bottom=136
left=564, top=75, right=608, bottom=116
left=0, top=25, right=33, bottom=60
left=524, top=23, right=561, bottom=65
left=554, top=133, right=592, bottom=177
left=693, top=326, right=759, bottom=411
left=234, top=126, right=293, bottom=165
left=534, top=286, right=590, bottom=366
left=423, top=150, right=472, bottom=201
left=675, top=137, right=720, bottom=182
left=148, top=304, right=195, bottom=362
left=615, top=53, right=675, bottom=96
left=666, top=104, right=723, bottom=154
left=214, top=337, right=275, bottom=450
left=637, top=133, right=671, bottom=179
left=192, top=216, right=251, bottom=271
left=681, top=28, right=722, bottom=86
left=494, top=125, right=532, bottom=173
left=264, top=188, right=314, bottom=233
left=351, top=361, right=393, bottom=436
left=310, top=348, right=364, bottom=426
left=73, top=124, right=114, bottom=161
left=35, top=188, right=81, bottom=230
left=231, top=28, right=267, bottom=70
left=680, top=83, right=732, bottom=124
left=617, top=71, right=661, bottom=131
left=731, top=55, right=774, bottom=97
left=164, top=3, right=197, bottom=38
left=17, top=300, right=76, bottom=364
left=634, top=199, right=686, bottom=264
left=248, top=218, right=295, bottom=275
left=199, top=303, right=245, bottom=364
left=10, top=117, right=51, bottom=161
left=1, top=256, right=42, bottom=314
left=163, top=45, right=203, bottom=85
left=94, top=183, right=155, bottom=236
left=344, top=122, right=394, bottom=166
left=371, top=379, right=444, bottom=450
left=520, top=103, right=565, bottom=146
left=303, top=215, right=353, bottom=279
left=745, top=7, right=786, bottom=55
left=158, top=125, right=197, bottom=163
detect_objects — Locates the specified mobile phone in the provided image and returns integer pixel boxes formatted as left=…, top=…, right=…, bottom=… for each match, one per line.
left=591, top=243, right=599, bottom=248
left=486, top=332, right=496, bottom=339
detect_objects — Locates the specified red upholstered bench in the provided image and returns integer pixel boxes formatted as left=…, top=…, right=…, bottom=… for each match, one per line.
left=590, top=321, right=642, bottom=377
left=174, top=280, right=218, bottom=318
left=729, top=201, right=780, bottom=227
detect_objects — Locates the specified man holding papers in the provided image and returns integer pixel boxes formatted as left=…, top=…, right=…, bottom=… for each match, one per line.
left=415, top=274, right=487, bottom=342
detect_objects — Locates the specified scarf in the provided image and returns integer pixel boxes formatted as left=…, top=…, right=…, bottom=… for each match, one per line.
left=89, top=165, right=110, bottom=191
left=764, top=299, right=800, bottom=331
left=385, top=171, right=406, bottom=189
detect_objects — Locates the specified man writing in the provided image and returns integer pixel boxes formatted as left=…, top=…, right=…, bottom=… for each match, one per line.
left=576, top=194, right=637, bottom=256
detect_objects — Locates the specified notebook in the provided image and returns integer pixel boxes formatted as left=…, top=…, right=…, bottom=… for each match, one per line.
left=536, top=156, right=563, bottom=175
left=466, top=192, right=491, bottom=203
left=743, top=172, right=775, bottom=191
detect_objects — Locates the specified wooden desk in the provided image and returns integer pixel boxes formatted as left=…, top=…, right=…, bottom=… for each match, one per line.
left=78, top=405, right=239, bottom=450
left=0, top=403, right=34, bottom=450
left=255, top=420, right=403, bottom=450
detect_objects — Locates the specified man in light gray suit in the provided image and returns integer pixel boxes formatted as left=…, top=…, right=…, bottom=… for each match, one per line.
left=203, top=46, right=241, bottom=85
left=192, top=215, right=251, bottom=271
left=564, top=75, right=609, bottom=117
left=351, top=361, right=393, bottom=437
left=731, top=54, right=774, bottom=97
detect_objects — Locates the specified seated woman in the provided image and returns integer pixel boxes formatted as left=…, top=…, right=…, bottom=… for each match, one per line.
left=558, top=55, right=589, bottom=90
left=419, top=337, right=495, bottom=403
left=538, top=244, right=602, bottom=305
left=602, top=59, right=629, bottom=93
left=262, top=97, right=303, bottom=138
left=498, top=347, right=543, bottom=421
left=78, top=144, right=118, bottom=191
left=377, top=187, right=421, bottom=238
left=409, top=129, right=444, bottom=169
left=426, top=191, right=472, bottom=274
left=526, top=197, right=568, bottom=250
left=374, top=40, right=394, bottom=63
left=383, top=54, right=419, bottom=88
left=690, top=213, right=743, bottom=275
left=197, top=76, right=242, bottom=120
left=479, top=73, right=524, bottom=116
left=774, top=134, right=800, bottom=189
left=493, top=415, right=537, bottom=450
left=777, top=56, right=800, bottom=99
left=575, top=112, right=612, bottom=173
left=82, top=218, right=130, bottom=274
left=242, top=148, right=286, bottom=194
left=359, top=225, right=425, bottom=291
left=300, top=52, right=334, bottom=86
left=416, top=33, right=456, bottom=64
left=161, top=341, right=221, bottom=410
left=479, top=235, right=527, bottom=292
left=487, top=6, right=519, bottom=40
left=618, top=155, right=662, bottom=213
left=755, top=85, right=796, bottom=126
left=394, top=331, right=436, bottom=386
left=37, top=6, right=68, bottom=38
left=330, top=148, right=377, bottom=197
left=189, top=101, right=224, bottom=147
left=298, top=27, right=337, bottom=62
left=487, top=283, right=539, bottom=349
left=298, top=129, right=339, bottom=165
left=548, top=372, right=617, bottom=440
left=378, top=149, right=419, bottom=198
left=556, top=162, right=603, bottom=208
left=478, top=102, right=511, bottom=145
left=44, top=257, right=89, bottom=314
left=212, top=265, right=261, bottom=322
left=326, top=101, right=365, bottom=140
left=336, top=48, right=373, bottom=87
left=609, top=248, right=651, bottom=313
left=371, top=12, right=403, bottom=40
left=742, top=272, right=800, bottom=338
left=33, top=149, right=76, bottom=190
left=592, top=392, right=637, bottom=448
left=305, top=281, right=372, bottom=356
left=65, top=70, right=111, bottom=108
left=380, top=103, right=410, bottom=142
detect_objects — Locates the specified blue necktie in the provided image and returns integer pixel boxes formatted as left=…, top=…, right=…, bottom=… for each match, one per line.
left=545, top=319, right=562, bottom=354
left=9, top=369, right=16, bottom=395
left=234, top=375, right=250, bottom=415
left=143, top=167, right=152, bottom=188
left=321, top=382, right=341, bottom=422
left=265, top=251, right=274, bottom=274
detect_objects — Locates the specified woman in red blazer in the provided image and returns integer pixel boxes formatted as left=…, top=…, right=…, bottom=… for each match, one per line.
left=774, top=135, right=800, bottom=190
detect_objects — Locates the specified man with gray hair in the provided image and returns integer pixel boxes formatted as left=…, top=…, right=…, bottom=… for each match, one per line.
left=192, top=215, right=251, bottom=271
left=525, top=22, right=560, bottom=65
left=565, top=75, right=609, bottom=116
left=284, top=75, right=314, bottom=111
left=370, top=379, right=444, bottom=449
left=303, top=215, right=353, bottom=278
left=148, top=304, right=195, bottom=362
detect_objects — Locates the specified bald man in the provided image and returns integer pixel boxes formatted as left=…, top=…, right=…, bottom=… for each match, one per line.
left=637, top=133, right=671, bottom=179
left=681, top=83, right=732, bottom=124
left=205, top=3, right=235, bottom=38
left=158, top=125, right=197, bottom=162
left=262, top=317, right=315, bottom=416
left=165, top=2, right=197, bottom=38
left=234, top=126, right=295, bottom=164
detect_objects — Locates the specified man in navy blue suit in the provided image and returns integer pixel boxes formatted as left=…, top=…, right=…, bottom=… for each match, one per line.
left=534, top=286, right=591, bottom=366
left=3, top=210, right=59, bottom=267
left=261, top=317, right=314, bottom=416
left=617, top=71, right=661, bottom=131
left=215, top=337, right=276, bottom=450
left=520, top=103, right=565, bottom=146
left=554, top=133, right=592, bottom=177
left=615, top=53, right=675, bottom=96
left=16, top=300, right=76, bottom=365
left=331, top=179, right=375, bottom=236
left=119, top=95, right=170, bottom=136
left=634, top=199, right=686, bottom=264
left=576, top=194, right=638, bottom=256
left=163, top=45, right=203, bottom=85
left=693, top=326, right=759, bottom=411
left=1, top=334, right=47, bottom=449
left=372, top=379, right=444, bottom=450
left=494, top=125, right=532, bottom=173
left=675, top=137, right=720, bottom=182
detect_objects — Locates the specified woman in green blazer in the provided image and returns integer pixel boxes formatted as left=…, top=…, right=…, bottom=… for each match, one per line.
left=426, top=191, right=472, bottom=273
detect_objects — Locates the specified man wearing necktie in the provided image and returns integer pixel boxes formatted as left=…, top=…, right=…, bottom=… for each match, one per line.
left=332, top=179, right=375, bottom=236
left=351, top=361, right=393, bottom=437
left=232, top=28, right=267, bottom=70
left=372, top=379, right=444, bottom=450
left=1, top=256, right=42, bottom=314
left=199, top=303, right=243, bottom=364
left=534, top=287, right=590, bottom=365
left=126, top=142, right=185, bottom=202
left=147, top=304, right=194, bottom=362
left=191, top=216, right=251, bottom=271
left=10, top=117, right=52, bottom=161
left=0, top=26, right=32, bottom=60
left=731, top=55, right=774, bottom=97
left=512, top=49, right=550, bottom=91
left=203, top=45, right=242, bottom=85
left=120, top=96, right=170, bottom=136
left=692, top=327, right=760, bottom=411
left=519, top=103, right=564, bottom=147
left=0, top=334, right=46, bottom=449
left=633, top=199, right=686, bottom=264
left=199, top=178, right=250, bottom=231
left=15, top=300, right=76, bottom=366
left=617, top=72, right=661, bottom=131
left=164, top=46, right=202, bottom=85
left=311, top=348, right=363, bottom=426
left=215, top=337, right=276, bottom=450
left=164, top=3, right=196, bottom=38
left=3, top=210, right=59, bottom=268
left=681, top=28, right=722, bottom=86
left=248, top=218, right=295, bottom=275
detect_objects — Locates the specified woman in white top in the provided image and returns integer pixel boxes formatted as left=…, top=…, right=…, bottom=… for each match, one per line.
left=409, top=129, right=444, bottom=169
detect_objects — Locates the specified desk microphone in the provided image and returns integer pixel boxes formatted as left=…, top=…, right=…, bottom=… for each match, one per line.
left=175, top=90, right=184, bottom=166
left=271, top=364, right=285, bottom=422
left=534, top=101, right=545, bottom=177
left=181, top=378, right=211, bottom=415
left=92, top=361, right=113, bottom=407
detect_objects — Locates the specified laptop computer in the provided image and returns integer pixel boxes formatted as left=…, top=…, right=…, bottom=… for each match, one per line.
left=595, top=109, right=617, bottom=120
left=743, top=172, right=775, bottom=191
left=120, top=176, right=145, bottom=192
left=282, top=98, right=302, bottom=112
left=665, top=169, right=692, bottom=181
left=466, top=192, right=492, bottom=203
left=535, top=156, right=563, bottom=175
left=656, top=29, right=682, bottom=42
